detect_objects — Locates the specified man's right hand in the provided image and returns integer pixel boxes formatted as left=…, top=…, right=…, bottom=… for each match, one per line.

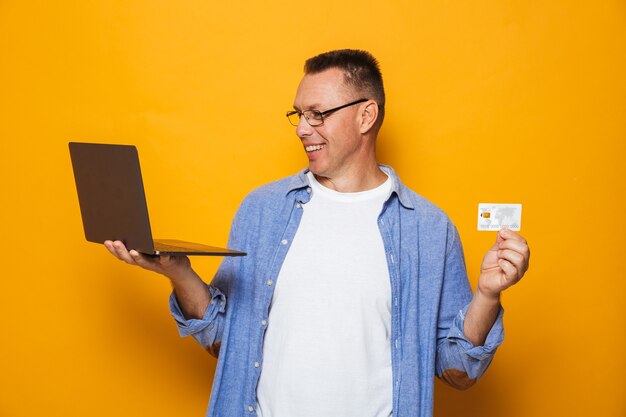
left=103, top=240, right=193, bottom=282
left=104, top=240, right=211, bottom=319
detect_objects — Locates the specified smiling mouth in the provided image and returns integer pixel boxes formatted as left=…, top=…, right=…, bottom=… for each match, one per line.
left=305, top=144, right=325, bottom=152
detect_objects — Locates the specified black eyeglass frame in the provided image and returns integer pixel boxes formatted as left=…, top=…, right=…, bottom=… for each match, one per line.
left=286, top=98, right=370, bottom=127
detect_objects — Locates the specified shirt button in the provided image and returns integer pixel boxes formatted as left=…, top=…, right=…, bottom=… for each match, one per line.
left=296, top=202, right=302, bottom=209
left=281, top=239, right=288, bottom=245
left=267, top=279, right=273, bottom=286
left=248, top=405, right=254, bottom=412
left=261, top=319, right=267, bottom=326
left=254, top=361, right=260, bottom=368
left=306, top=187, right=312, bottom=193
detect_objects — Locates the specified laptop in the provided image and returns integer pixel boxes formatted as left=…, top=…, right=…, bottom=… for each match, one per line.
left=69, top=142, right=246, bottom=257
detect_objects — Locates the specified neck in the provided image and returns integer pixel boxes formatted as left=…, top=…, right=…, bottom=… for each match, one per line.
left=314, top=159, right=387, bottom=192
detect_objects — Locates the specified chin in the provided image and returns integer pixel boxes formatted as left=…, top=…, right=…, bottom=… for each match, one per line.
left=307, top=158, right=335, bottom=178
left=307, top=164, right=325, bottom=177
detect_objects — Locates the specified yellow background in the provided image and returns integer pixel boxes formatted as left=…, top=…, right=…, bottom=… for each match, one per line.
left=1, top=1, right=624, bottom=416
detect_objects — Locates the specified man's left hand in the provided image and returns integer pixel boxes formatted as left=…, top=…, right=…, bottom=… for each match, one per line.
left=478, top=229, right=530, bottom=298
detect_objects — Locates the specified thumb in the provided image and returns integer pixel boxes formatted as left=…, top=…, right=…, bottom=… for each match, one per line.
left=129, top=249, right=160, bottom=271
left=495, top=228, right=508, bottom=246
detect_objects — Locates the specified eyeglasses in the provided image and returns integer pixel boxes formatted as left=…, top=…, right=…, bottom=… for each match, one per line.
left=286, top=98, right=369, bottom=127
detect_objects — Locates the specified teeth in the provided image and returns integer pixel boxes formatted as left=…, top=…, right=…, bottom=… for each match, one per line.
left=305, top=144, right=325, bottom=152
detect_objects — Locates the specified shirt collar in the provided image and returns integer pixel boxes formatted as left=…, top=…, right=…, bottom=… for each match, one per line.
left=285, top=164, right=415, bottom=210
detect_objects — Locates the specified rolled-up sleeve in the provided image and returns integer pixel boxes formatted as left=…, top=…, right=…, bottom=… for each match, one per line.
left=169, top=284, right=227, bottom=348
left=436, top=304, right=504, bottom=379
left=435, top=223, right=505, bottom=380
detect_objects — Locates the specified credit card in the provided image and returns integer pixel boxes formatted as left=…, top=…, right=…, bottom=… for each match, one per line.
left=477, top=203, right=522, bottom=231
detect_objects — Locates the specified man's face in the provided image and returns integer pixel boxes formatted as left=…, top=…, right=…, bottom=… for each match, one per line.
left=292, top=68, right=366, bottom=180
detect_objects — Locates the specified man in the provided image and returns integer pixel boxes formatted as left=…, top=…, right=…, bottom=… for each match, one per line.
left=105, top=49, right=530, bottom=417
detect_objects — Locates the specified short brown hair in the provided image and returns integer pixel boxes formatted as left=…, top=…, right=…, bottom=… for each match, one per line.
left=304, top=49, right=385, bottom=125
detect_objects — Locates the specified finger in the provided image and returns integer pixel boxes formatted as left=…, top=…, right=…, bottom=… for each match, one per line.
left=111, top=241, right=137, bottom=264
left=104, top=240, right=126, bottom=261
left=103, top=240, right=119, bottom=257
left=499, top=228, right=527, bottom=244
left=499, top=251, right=529, bottom=280
left=498, top=238, right=530, bottom=256
left=495, top=231, right=505, bottom=246
left=498, top=248, right=526, bottom=269
left=128, top=249, right=159, bottom=270
left=498, top=258, right=520, bottom=284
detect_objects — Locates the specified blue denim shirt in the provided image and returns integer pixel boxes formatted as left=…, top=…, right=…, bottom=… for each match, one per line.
left=170, top=165, right=504, bottom=417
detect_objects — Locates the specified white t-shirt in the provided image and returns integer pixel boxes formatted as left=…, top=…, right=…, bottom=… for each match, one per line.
left=255, top=172, right=393, bottom=417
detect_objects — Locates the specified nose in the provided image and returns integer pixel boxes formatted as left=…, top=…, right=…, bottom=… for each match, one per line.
left=295, top=115, right=313, bottom=138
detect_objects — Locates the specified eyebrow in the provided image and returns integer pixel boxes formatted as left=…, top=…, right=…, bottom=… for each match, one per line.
left=293, top=103, right=323, bottom=111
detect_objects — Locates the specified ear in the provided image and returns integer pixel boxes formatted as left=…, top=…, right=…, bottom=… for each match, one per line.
left=358, top=100, right=379, bottom=134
